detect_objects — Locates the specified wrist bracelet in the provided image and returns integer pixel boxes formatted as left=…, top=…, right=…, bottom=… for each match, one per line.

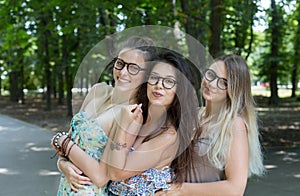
left=53, top=132, right=69, bottom=150
left=61, top=136, right=71, bottom=156
left=65, top=142, right=76, bottom=157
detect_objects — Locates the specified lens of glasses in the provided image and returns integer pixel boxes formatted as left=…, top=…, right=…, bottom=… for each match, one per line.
left=217, top=79, right=227, bottom=90
left=205, top=69, right=216, bottom=81
left=114, top=59, right=124, bottom=69
left=127, top=64, right=140, bottom=75
left=204, top=69, right=227, bottom=90
left=148, top=75, right=176, bottom=89
left=114, top=58, right=142, bottom=75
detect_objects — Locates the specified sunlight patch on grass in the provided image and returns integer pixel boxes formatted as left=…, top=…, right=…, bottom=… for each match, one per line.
left=251, top=86, right=299, bottom=98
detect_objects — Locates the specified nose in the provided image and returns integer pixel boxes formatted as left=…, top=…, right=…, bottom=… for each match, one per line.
left=154, top=79, right=164, bottom=89
left=206, top=78, right=218, bottom=88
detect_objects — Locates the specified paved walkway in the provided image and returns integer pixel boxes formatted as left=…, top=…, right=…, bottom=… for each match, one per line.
left=0, top=114, right=59, bottom=195
left=0, top=114, right=299, bottom=195
left=245, top=146, right=300, bottom=196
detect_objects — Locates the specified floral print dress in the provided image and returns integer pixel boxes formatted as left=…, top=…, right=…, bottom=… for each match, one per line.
left=57, top=111, right=108, bottom=196
left=57, top=111, right=175, bottom=196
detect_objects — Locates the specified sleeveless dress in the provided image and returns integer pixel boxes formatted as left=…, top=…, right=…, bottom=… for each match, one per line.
left=108, top=166, right=175, bottom=196
left=185, top=137, right=225, bottom=183
left=57, top=111, right=175, bottom=196
left=57, top=111, right=108, bottom=195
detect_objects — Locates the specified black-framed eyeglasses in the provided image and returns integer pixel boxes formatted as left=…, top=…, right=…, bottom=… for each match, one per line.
left=113, top=57, right=146, bottom=75
left=203, top=69, right=228, bottom=90
left=148, top=74, right=177, bottom=89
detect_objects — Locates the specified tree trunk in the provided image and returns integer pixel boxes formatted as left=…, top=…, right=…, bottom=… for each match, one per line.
left=9, top=71, right=19, bottom=102
left=53, top=38, right=64, bottom=104
left=19, top=64, right=25, bottom=104
left=58, top=63, right=64, bottom=104
left=269, top=0, right=279, bottom=105
left=41, top=17, right=52, bottom=110
left=291, top=6, right=300, bottom=98
left=245, top=1, right=256, bottom=60
left=209, top=0, right=223, bottom=58
left=62, top=35, right=73, bottom=117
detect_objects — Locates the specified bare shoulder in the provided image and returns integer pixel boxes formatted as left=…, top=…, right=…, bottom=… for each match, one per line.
left=93, top=82, right=112, bottom=92
left=232, top=116, right=247, bottom=134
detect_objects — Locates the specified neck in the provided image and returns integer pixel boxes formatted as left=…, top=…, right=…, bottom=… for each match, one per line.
left=139, top=104, right=168, bottom=136
left=205, top=101, right=222, bottom=119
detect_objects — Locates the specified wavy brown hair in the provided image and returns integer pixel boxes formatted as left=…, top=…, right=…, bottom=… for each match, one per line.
left=135, top=49, right=200, bottom=183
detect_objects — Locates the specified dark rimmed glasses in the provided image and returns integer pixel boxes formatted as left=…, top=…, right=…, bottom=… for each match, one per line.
left=203, top=69, right=228, bottom=90
left=113, top=58, right=146, bottom=75
left=148, top=74, right=177, bottom=89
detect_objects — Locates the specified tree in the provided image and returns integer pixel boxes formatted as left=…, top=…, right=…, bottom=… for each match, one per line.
left=291, top=2, right=300, bottom=98
left=267, top=0, right=286, bottom=105
left=209, top=0, right=223, bottom=57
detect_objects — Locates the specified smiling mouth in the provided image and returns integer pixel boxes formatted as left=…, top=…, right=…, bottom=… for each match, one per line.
left=117, top=77, right=130, bottom=83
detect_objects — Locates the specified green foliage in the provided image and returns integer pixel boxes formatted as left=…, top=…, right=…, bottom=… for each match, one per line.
left=0, top=0, right=299, bottom=106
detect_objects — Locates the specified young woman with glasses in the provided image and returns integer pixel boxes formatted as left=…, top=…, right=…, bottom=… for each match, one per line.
left=52, top=36, right=156, bottom=195
left=51, top=49, right=199, bottom=195
left=156, top=54, right=265, bottom=196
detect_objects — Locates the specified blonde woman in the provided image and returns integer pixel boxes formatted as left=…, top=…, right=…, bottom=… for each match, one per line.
left=158, top=54, right=265, bottom=195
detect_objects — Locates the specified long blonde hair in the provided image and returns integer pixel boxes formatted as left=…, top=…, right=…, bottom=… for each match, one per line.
left=197, top=54, right=264, bottom=177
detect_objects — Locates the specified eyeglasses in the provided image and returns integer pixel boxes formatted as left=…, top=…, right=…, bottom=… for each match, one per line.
left=148, top=74, right=177, bottom=89
left=203, top=69, right=228, bottom=90
left=113, top=58, right=146, bottom=75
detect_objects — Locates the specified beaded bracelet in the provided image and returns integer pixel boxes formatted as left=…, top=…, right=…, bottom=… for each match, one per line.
left=53, top=132, right=69, bottom=150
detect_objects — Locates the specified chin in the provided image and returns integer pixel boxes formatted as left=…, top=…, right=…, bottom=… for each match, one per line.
left=150, top=102, right=165, bottom=107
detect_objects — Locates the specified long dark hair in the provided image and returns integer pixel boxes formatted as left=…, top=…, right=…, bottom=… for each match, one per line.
left=135, top=49, right=200, bottom=183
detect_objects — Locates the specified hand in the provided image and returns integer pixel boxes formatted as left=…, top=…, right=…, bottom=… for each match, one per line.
left=58, top=159, right=93, bottom=192
left=119, top=104, right=143, bottom=135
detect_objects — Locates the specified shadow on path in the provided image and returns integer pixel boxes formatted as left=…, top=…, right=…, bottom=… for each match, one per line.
left=0, top=114, right=60, bottom=195
left=245, top=146, right=300, bottom=196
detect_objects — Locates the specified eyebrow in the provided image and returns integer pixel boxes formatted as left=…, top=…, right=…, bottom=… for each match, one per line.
left=151, top=71, right=176, bottom=79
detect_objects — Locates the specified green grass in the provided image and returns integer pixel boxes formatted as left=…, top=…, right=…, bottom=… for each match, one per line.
left=251, top=86, right=300, bottom=98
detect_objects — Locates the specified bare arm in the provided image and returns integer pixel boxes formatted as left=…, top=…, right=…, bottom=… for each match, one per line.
left=53, top=138, right=109, bottom=188
left=51, top=104, right=142, bottom=187
left=157, top=117, right=248, bottom=196
left=107, top=128, right=178, bottom=181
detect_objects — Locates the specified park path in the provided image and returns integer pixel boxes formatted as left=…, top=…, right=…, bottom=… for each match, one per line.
left=0, top=114, right=60, bottom=196
left=0, top=114, right=299, bottom=196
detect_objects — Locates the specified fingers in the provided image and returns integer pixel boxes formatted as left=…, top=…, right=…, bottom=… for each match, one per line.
left=69, top=183, right=79, bottom=193
left=68, top=167, right=92, bottom=185
left=69, top=163, right=83, bottom=175
left=69, top=181, right=89, bottom=192
left=75, top=175, right=93, bottom=185
left=132, top=103, right=143, bottom=114
left=131, top=103, right=143, bottom=121
left=68, top=173, right=92, bottom=192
